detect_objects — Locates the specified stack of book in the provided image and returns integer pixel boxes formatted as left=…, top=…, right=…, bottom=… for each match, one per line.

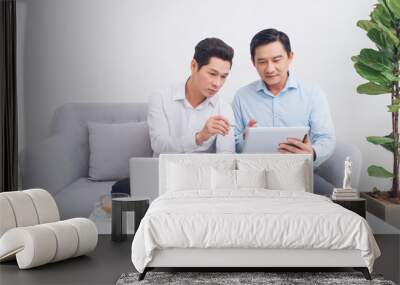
left=332, top=188, right=359, bottom=200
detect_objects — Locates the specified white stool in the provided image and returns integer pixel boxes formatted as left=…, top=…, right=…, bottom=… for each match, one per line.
left=0, top=189, right=98, bottom=269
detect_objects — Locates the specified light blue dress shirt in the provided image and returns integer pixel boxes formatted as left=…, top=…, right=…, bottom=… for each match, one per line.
left=233, top=74, right=335, bottom=167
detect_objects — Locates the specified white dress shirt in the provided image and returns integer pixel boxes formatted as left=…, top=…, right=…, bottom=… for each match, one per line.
left=148, top=82, right=236, bottom=156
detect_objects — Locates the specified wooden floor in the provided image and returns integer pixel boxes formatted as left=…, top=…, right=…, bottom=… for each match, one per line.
left=0, top=235, right=399, bottom=285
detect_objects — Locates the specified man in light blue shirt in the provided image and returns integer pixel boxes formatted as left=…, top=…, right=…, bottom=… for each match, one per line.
left=233, top=29, right=335, bottom=168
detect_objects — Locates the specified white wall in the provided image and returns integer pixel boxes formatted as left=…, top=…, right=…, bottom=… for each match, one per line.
left=18, top=0, right=394, bottom=192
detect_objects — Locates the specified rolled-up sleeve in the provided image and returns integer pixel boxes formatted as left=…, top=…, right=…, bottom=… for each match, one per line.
left=309, top=88, right=336, bottom=167
left=147, top=92, right=197, bottom=155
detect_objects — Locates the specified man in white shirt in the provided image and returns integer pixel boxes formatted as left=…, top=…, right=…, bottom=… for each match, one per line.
left=148, top=37, right=236, bottom=156
left=111, top=38, right=235, bottom=195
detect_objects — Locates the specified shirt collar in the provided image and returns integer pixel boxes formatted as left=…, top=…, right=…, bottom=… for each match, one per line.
left=173, top=80, right=217, bottom=107
left=256, top=73, right=298, bottom=96
left=207, top=94, right=218, bottom=107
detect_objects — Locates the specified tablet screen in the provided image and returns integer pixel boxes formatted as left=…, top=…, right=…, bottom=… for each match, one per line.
left=242, top=126, right=310, bottom=153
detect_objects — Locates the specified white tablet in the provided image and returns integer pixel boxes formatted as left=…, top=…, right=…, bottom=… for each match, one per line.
left=242, top=126, right=310, bottom=153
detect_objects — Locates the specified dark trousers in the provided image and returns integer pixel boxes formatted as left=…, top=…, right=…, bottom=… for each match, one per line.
left=111, top=177, right=130, bottom=195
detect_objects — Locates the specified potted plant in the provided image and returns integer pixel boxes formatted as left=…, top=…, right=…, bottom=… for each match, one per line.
left=352, top=0, right=400, bottom=229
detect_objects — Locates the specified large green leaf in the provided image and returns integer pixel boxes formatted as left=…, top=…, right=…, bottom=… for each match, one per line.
left=378, top=0, right=387, bottom=7
left=387, top=98, right=400, bottom=112
left=372, top=3, right=395, bottom=28
left=376, top=21, right=400, bottom=47
left=357, top=20, right=378, bottom=32
left=368, top=165, right=393, bottom=177
left=367, top=136, right=394, bottom=144
left=387, top=0, right=400, bottom=19
left=356, top=48, right=393, bottom=72
left=357, top=82, right=391, bottom=94
left=388, top=103, right=400, bottom=112
left=351, top=55, right=359, bottom=63
left=378, top=0, right=395, bottom=18
left=354, top=62, right=391, bottom=86
left=360, top=48, right=393, bottom=66
left=367, top=27, right=392, bottom=52
left=382, top=71, right=400, bottom=81
left=378, top=133, right=400, bottom=153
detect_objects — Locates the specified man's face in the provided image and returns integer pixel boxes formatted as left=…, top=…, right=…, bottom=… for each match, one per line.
left=253, top=41, right=293, bottom=88
left=191, top=57, right=231, bottom=98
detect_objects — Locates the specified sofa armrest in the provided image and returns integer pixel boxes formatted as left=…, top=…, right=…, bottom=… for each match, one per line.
left=20, top=134, right=87, bottom=196
left=129, top=158, right=159, bottom=201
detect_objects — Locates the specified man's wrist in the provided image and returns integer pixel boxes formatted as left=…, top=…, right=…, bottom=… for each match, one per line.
left=195, top=131, right=205, bottom=145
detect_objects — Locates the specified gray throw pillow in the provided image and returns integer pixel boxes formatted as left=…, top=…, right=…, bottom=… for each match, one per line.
left=88, top=121, right=152, bottom=181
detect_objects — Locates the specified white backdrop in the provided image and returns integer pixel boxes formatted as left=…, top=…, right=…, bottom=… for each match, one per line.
left=17, top=0, right=393, bottom=192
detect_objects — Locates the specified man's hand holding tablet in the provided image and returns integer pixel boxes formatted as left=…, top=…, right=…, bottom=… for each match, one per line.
left=278, top=134, right=316, bottom=160
left=242, top=118, right=314, bottom=159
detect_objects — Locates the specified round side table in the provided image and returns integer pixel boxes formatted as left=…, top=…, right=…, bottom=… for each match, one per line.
left=111, top=196, right=150, bottom=242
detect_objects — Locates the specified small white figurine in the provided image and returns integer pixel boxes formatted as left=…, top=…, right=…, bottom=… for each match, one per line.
left=342, top=156, right=352, bottom=190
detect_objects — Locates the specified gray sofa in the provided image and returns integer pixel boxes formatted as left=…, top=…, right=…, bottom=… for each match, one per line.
left=21, top=103, right=151, bottom=219
left=21, top=102, right=362, bottom=220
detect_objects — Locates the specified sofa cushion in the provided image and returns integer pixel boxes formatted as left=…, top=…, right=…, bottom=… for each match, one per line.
left=55, top=178, right=115, bottom=219
left=88, top=121, right=152, bottom=181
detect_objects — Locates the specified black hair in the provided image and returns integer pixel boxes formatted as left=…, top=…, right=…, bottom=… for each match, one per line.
left=250, top=29, right=291, bottom=61
left=193, top=38, right=234, bottom=70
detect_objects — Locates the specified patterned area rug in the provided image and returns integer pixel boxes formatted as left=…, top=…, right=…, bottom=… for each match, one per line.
left=116, top=271, right=396, bottom=285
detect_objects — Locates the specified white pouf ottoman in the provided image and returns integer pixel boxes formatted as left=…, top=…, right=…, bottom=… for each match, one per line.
left=0, top=189, right=98, bottom=269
